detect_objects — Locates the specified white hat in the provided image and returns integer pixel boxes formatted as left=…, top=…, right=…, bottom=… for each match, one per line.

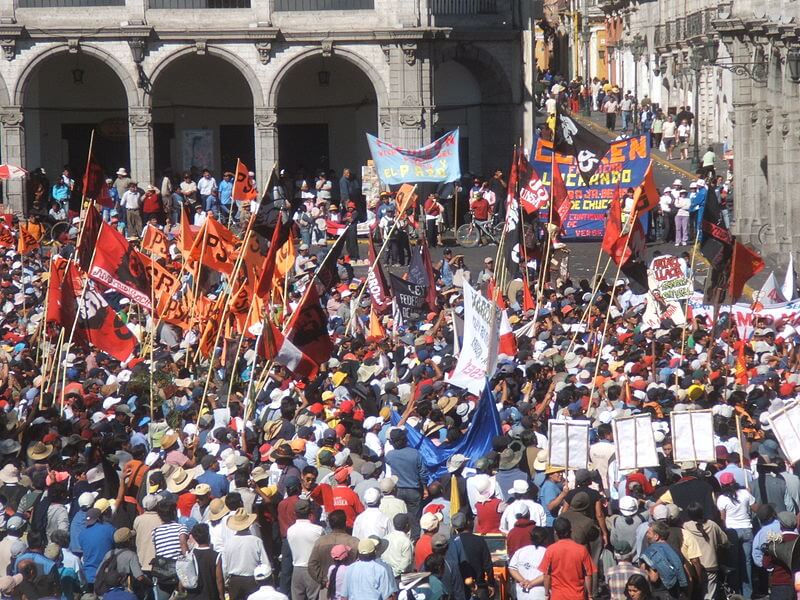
left=116, top=167, right=128, bottom=176
left=364, top=487, right=381, bottom=506
left=363, top=416, right=381, bottom=430
left=78, top=491, right=98, bottom=509
left=254, top=564, right=271, bottom=581
left=102, top=397, right=121, bottom=410
left=619, top=496, right=638, bottom=517
left=86, top=466, right=105, bottom=484
left=507, top=479, right=529, bottom=495
left=672, top=178, right=682, bottom=186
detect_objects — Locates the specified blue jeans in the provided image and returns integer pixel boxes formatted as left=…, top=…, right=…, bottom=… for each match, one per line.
left=731, top=527, right=753, bottom=599
left=621, top=110, right=632, bottom=131
left=201, top=194, right=216, bottom=217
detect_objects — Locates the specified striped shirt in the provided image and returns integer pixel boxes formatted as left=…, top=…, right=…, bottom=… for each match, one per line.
left=606, top=562, right=643, bottom=600
left=152, top=522, right=188, bottom=559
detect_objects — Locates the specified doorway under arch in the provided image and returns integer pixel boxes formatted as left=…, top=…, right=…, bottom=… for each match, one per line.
left=275, top=54, right=378, bottom=182
left=150, top=54, right=254, bottom=181
left=21, top=51, right=130, bottom=208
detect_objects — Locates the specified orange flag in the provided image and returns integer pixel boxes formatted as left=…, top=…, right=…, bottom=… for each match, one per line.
left=189, top=217, right=240, bottom=275
left=179, top=205, right=198, bottom=260
left=241, top=234, right=265, bottom=291
left=274, top=236, right=296, bottom=282
left=232, top=160, right=258, bottom=201
left=17, top=222, right=40, bottom=255
left=735, top=340, right=749, bottom=385
left=631, top=162, right=660, bottom=215
left=396, top=184, right=418, bottom=215
left=367, top=309, right=386, bottom=342
left=142, top=225, right=170, bottom=261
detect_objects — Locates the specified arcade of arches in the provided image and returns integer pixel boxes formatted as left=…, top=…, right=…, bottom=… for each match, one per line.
left=3, top=43, right=516, bottom=212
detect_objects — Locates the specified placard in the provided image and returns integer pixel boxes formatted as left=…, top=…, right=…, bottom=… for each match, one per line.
left=670, top=410, right=715, bottom=463
left=648, top=255, right=692, bottom=300
left=548, top=420, right=590, bottom=470
left=767, top=401, right=800, bottom=466
left=612, top=414, right=659, bottom=471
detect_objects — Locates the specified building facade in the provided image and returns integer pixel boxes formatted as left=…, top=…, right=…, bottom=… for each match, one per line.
left=598, top=0, right=733, bottom=150
left=716, top=0, right=800, bottom=263
left=0, top=0, right=529, bottom=212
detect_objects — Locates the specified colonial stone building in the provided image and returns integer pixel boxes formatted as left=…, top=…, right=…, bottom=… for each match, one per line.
left=598, top=0, right=733, bottom=150
left=716, top=0, right=800, bottom=262
left=0, top=0, right=531, bottom=212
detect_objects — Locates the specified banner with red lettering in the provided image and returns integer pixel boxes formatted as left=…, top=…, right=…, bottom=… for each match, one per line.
left=647, top=255, right=692, bottom=301
left=366, top=130, right=461, bottom=184
left=532, top=136, right=651, bottom=240
left=688, top=293, right=800, bottom=340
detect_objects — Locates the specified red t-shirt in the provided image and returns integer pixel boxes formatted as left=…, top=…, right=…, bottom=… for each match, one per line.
left=330, top=486, right=364, bottom=527
left=538, top=538, right=597, bottom=600
left=474, top=499, right=503, bottom=534
left=414, top=533, right=434, bottom=569
left=471, top=198, right=490, bottom=220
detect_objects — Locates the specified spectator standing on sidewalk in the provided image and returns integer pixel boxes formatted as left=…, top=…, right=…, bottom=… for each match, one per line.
left=603, top=95, right=619, bottom=131
left=677, top=120, right=691, bottom=160
left=620, top=93, right=633, bottom=133
left=701, top=146, right=717, bottom=179
left=651, top=112, right=664, bottom=149
left=673, top=190, right=691, bottom=246
left=661, top=116, right=677, bottom=160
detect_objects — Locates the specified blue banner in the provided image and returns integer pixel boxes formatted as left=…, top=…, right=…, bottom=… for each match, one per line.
left=367, top=129, right=461, bottom=185
left=391, top=382, right=500, bottom=481
left=532, top=135, right=651, bottom=240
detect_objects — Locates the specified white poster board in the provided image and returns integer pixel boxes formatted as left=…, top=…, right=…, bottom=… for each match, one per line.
left=447, top=282, right=500, bottom=395
left=548, top=420, right=590, bottom=470
left=648, top=255, right=693, bottom=300
left=670, top=410, right=715, bottom=463
left=612, top=414, right=660, bottom=471
left=767, top=401, right=800, bottom=465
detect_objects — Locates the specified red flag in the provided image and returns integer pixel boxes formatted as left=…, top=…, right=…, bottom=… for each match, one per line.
left=82, top=154, right=113, bottom=208
left=0, top=225, right=14, bottom=249
left=88, top=223, right=153, bottom=310
left=366, top=226, right=392, bottom=314
left=284, top=284, right=333, bottom=366
left=550, top=159, right=571, bottom=230
left=419, top=236, right=439, bottom=311
left=77, top=204, right=103, bottom=272
left=518, top=156, right=551, bottom=215
left=47, top=256, right=81, bottom=326
left=498, top=310, right=518, bottom=357
left=522, top=275, right=536, bottom=311
left=729, top=241, right=765, bottom=300
left=486, top=278, right=507, bottom=309
left=62, top=261, right=136, bottom=361
left=259, top=319, right=319, bottom=379
left=601, top=187, right=645, bottom=266
left=256, top=215, right=291, bottom=299
left=232, top=160, right=258, bottom=201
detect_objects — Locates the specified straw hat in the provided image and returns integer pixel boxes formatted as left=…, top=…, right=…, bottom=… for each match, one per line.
left=226, top=508, right=257, bottom=532
left=27, top=442, right=53, bottom=461
left=166, top=467, right=194, bottom=494
left=208, top=498, right=229, bottom=521
left=160, top=432, right=179, bottom=450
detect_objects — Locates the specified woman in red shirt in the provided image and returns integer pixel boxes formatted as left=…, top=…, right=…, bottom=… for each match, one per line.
left=473, top=474, right=503, bottom=534
left=142, top=185, right=163, bottom=224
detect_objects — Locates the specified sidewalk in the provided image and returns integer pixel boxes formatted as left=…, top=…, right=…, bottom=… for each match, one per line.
left=576, top=110, right=730, bottom=183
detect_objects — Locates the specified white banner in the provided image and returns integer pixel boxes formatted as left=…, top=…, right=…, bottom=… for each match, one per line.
left=613, top=414, right=659, bottom=471
left=447, top=282, right=500, bottom=395
left=548, top=420, right=590, bottom=470
left=642, top=292, right=686, bottom=330
left=689, top=293, right=800, bottom=340
left=670, top=410, right=715, bottom=463
left=767, top=401, right=800, bottom=466
left=648, top=255, right=692, bottom=300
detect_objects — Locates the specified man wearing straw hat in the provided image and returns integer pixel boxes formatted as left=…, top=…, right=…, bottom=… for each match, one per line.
left=222, top=507, right=269, bottom=600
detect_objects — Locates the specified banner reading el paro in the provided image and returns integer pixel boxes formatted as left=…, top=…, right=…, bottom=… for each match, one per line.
left=533, top=135, right=651, bottom=240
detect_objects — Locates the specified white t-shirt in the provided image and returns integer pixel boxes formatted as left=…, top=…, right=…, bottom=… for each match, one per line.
left=499, top=500, right=547, bottom=533
left=678, top=123, right=691, bottom=139
left=508, top=544, right=547, bottom=600
left=716, top=489, right=756, bottom=529
left=662, top=121, right=677, bottom=138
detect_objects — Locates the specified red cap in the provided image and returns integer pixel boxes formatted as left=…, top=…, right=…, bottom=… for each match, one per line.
left=42, top=432, right=58, bottom=444
left=333, top=466, right=352, bottom=484
left=335, top=423, right=346, bottom=438
left=352, top=409, right=364, bottom=422
left=780, top=382, right=795, bottom=398
left=308, top=403, right=325, bottom=415
left=339, top=400, right=355, bottom=414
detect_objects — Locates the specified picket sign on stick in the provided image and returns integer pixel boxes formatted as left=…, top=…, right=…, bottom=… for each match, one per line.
left=612, top=414, right=659, bottom=471
left=766, top=401, right=800, bottom=466
left=670, top=409, right=716, bottom=463
left=547, top=420, right=590, bottom=470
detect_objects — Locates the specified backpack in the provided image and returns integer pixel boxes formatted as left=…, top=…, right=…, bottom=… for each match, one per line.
left=94, top=550, right=126, bottom=595
left=175, top=550, right=199, bottom=589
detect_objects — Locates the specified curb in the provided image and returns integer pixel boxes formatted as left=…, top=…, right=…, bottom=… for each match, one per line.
left=573, top=114, right=755, bottom=300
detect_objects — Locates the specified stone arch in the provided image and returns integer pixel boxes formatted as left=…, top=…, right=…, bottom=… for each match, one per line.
left=267, top=46, right=388, bottom=110
left=0, top=72, right=11, bottom=107
left=13, top=43, right=139, bottom=107
left=146, top=44, right=265, bottom=108
left=436, top=42, right=513, bottom=104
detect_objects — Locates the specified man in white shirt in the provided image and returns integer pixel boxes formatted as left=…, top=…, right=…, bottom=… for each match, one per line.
left=378, top=477, right=407, bottom=521
left=197, top=168, right=218, bottom=217
left=381, top=513, right=414, bottom=577
left=352, top=488, right=394, bottom=540
left=193, top=205, right=208, bottom=227
left=287, top=499, right=324, bottom=600
left=121, top=182, right=142, bottom=238
left=247, top=564, right=288, bottom=600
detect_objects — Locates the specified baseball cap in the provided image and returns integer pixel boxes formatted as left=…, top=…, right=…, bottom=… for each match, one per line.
left=254, top=564, right=272, bottom=581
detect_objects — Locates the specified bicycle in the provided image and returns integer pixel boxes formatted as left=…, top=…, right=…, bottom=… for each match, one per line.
left=456, top=211, right=504, bottom=248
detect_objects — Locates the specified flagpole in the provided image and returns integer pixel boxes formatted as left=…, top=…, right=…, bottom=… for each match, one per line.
left=225, top=298, right=259, bottom=409
left=79, top=130, right=96, bottom=221
left=675, top=227, right=702, bottom=385
left=227, top=159, right=240, bottom=230
left=565, top=257, right=614, bottom=355
left=587, top=207, right=639, bottom=405
left=186, top=220, right=210, bottom=368
left=345, top=190, right=415, bottom=336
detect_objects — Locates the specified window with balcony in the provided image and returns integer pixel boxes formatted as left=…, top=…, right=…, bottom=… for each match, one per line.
left=148, top=0, right=249, bottom=8
left=274, top=0, right=373, bottom=10
left=430, top=0, right=497, bottom=14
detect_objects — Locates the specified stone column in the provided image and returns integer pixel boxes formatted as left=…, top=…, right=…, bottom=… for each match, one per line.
left=128, top=106, right=153, bottom=186
left=254, top=107, right=278, bottom=182
left=388, top=41, right=428, bottom=149
left=0, top=107, right=25, bottom=214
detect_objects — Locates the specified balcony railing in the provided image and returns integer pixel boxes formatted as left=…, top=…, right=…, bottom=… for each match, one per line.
left=430, top=0, right=497, bottom=14
left=274, top=0, right=372, bottom=9
left=20, top=0, right=123, bottom=7
left=149, top=0, right=249, bottom=7
left=685, top=12, right=703, bottom=38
